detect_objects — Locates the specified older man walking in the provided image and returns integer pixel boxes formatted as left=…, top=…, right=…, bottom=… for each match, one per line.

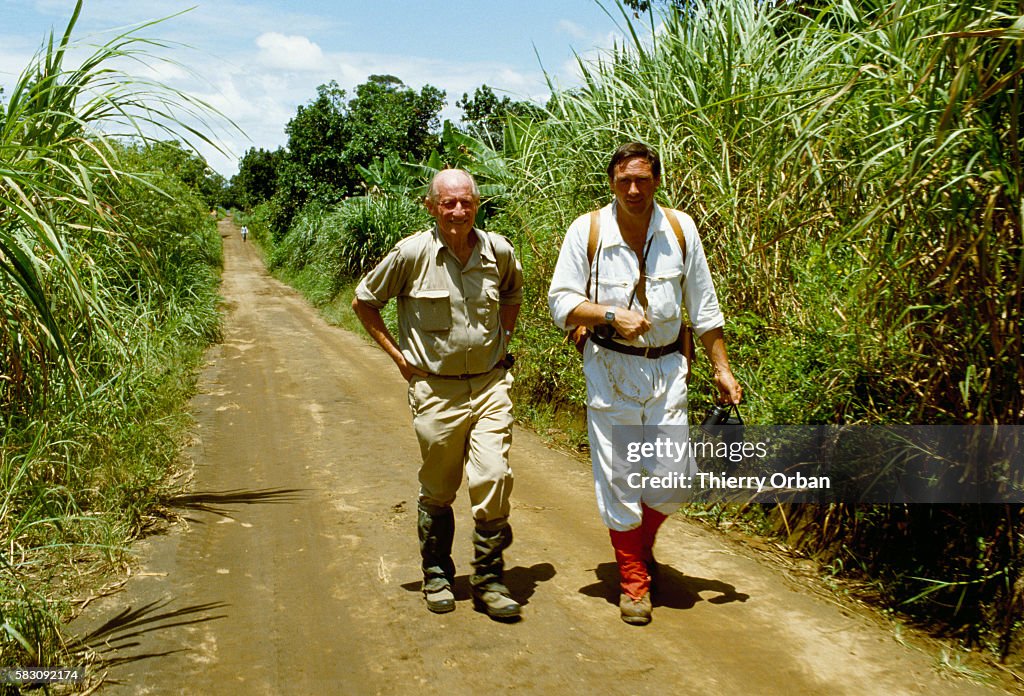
left=352, top=169, right=524, bottom=620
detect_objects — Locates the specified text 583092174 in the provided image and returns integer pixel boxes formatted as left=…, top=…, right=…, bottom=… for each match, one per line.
left=0, top=667, right=84, bottom=684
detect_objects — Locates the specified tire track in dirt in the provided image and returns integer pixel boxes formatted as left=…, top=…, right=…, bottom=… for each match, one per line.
left=70, top=221, right=1001, bottom=695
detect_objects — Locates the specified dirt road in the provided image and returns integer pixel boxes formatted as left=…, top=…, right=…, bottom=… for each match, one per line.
left=71, top=221, right=1000, bottom=695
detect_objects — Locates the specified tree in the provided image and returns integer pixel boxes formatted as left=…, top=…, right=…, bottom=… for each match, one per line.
left=622, top=0, right=679, bottom=15
left=140, top=140, right=225, bottom=210
left=233, top=146, right=285, bottom=209
left=279, top=76, right=445, bottom=207
left=456, top=85, right=544, bottom=152
left=341, top=74, right=445, bottom=186
left=282, top=80, right=349, bottom=206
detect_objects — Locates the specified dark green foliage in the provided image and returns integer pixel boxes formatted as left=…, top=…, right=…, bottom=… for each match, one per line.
left=457, top=85, right=544, bottom=152
left=234, top=146, right=286, bottom=209
left=283, top=80, right=350, bottom=207
left=140, top=141, right=226, bottom=210
left=248, top=75, right=446, bottom=237
left=342, top=75, right=445, bottom=185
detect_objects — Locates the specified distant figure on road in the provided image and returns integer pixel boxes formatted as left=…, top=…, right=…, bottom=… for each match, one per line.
left=352, top=169, right=524, bottom=620
left=547, top=142, right=743, bottom=625
left=241, top=225, right=248, bottom=242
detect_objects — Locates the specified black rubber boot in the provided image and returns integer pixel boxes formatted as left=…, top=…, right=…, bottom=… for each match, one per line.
left=470, top=519, right=521, bottom=621
left=418, top=503, right=456, bottom=613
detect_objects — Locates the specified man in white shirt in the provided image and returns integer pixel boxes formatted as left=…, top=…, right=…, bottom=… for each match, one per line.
left=548, top=142, right=742, bottom=625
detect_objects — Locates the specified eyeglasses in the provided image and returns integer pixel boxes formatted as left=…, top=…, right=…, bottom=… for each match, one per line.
left=437, top=197, right=477, bottom=211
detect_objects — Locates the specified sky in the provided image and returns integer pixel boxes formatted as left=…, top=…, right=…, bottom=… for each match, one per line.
left=0, top=1, right=635, bottom=177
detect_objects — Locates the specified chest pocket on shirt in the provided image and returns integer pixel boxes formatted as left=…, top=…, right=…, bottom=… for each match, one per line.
left=645, top=269, right=683, bottom=321
left=464, top=251, right=502, bottom=326
left=467, top=282, right=501, bottom=331
left=594, top=273, right=634, bottom=309
left=410, top=288, right=451, bottom=331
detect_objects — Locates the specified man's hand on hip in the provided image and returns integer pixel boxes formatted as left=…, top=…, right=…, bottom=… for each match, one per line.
left=399, top=356, right=429, bottom=382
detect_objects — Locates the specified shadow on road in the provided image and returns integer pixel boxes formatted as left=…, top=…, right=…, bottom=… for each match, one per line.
left=161, top=488, right=307, bottom=519
left=580, top=562, right=750, bottom=609
left=70, top=599, right=229, bottom=668
left=505, top=562, right=557, bottom=605
left=400, top=562, right=557, bottom=607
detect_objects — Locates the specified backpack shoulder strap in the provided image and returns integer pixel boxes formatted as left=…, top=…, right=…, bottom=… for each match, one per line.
left=661, top=206, right=687, bottom=265
left=661, top=207, right=695, bottom=375
left=587, top=210, right=600, bottom=266
left=584, top=210, right=600, bottom=298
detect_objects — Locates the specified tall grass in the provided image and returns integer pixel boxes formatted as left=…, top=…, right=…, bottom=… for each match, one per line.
left=504, top=0, right=1021, bottom=427
left=1, top=2, right=225, bottom=674
left=492, top=0, right=1023, bottom=654
left=251, top=191, right=429, bottom=309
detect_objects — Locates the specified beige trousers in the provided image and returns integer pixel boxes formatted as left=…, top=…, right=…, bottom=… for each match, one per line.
left=407, top=368, right=514, bottom=523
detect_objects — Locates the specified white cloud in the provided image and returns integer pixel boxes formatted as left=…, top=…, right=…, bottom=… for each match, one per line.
left=256, top=32, right=326, bottom=72
left=4, top=2, right=625, bottom=177
left=558, top=19, right=590, bottom=40
left=559, top=28, right=634, bottom=82
left=135, top=60, right=191, bottom=84
left=0, top=48, right=32, bottom=85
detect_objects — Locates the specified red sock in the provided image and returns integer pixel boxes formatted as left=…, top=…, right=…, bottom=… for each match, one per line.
left=609, top=527, right=649, bottom=599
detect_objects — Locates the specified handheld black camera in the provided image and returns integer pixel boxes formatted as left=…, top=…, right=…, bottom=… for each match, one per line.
left=700, top=403, right=743, bottom=437
left=591, top=323, right=617, bottom=340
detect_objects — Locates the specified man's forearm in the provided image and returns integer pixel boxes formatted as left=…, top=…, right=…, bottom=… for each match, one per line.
left=352, top=298, right=403, bottom=365
left=566, top=300, right=612, bottom=328
left=500, top=303, right=521, bottom=335
left=698, top=327, right=732, bottom=375
left=699, top=326, right=743, bottom=404
left=567, top=300, right=650, bottom=341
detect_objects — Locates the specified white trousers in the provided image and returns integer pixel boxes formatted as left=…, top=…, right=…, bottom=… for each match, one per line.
left=583, top=342, right=694, bottom=531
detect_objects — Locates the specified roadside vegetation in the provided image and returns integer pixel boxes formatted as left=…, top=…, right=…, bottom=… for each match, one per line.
left=231, top=0, right=1024, bottom=664
left=0, top=2, right=226, bottom=678
left=4, top=0, right=1015, bottom=680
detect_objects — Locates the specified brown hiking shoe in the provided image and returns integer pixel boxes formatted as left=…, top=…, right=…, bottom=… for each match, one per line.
left=619, top=592, right=652, bottom=625
left=424, top=585, right=455, bottom=614
left=472, top=589, right=522, bottom=621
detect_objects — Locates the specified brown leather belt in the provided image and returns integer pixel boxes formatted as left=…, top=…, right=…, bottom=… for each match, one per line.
left=430, top=368, right=495, bottom=380
left=590, top=332, right=679, bottom=359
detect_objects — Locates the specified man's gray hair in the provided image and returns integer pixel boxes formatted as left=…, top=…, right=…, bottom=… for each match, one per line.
left=427, top=169, right=480, bottom=203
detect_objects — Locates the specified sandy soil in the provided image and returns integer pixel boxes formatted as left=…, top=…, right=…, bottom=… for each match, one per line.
left=68, top=220, right=1005, bottom=695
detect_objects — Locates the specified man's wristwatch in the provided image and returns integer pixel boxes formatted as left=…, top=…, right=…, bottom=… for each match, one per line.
left=604, top=309, right=616, bottom=324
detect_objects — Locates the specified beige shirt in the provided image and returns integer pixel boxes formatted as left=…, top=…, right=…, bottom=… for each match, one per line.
left=355, top=226, right=523, bottom=376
